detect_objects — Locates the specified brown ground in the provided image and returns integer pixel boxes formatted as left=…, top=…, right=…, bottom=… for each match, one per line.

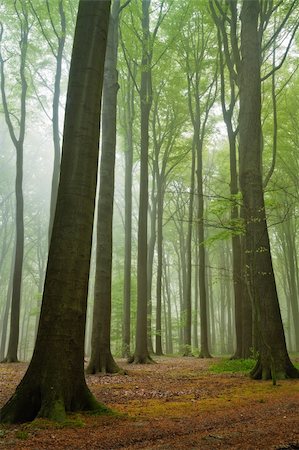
left=0, top=357, right=298, bottom=449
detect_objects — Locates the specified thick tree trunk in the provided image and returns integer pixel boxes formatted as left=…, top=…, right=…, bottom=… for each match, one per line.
left=0, top=1, right=111, bottom=423
left=239, top=0, right=298, bottom=381
left=86, top=0, right=122, bottom=375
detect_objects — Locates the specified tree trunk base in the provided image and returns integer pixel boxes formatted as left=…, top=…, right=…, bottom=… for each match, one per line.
left=86, top=351, right=126, bottom=375
left=199, top=351, right=212, bottom=359
left=250, top=356, right=299, bottom=381
left=128, top=354, right=155, bottom=364
left=1, top=357, right=19, bottom=363
left=182, top=345, right=193, bottom=357
left=0, top=372, right=111, bottom=424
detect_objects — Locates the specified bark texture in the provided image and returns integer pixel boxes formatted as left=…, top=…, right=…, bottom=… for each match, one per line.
left=0, top=0, right=111, bottom=423
left=239, top=0, right=298, bottom=381
left=86, top=0, right=122, bottom=375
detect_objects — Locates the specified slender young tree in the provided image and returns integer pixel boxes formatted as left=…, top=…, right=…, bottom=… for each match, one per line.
left=120, top=65, right=135, bottom=358
left=29, top=0, right=66, bottom=242
left=0, top=0, right=111, bottom=422
left=0, top=1, right=29, bottom=363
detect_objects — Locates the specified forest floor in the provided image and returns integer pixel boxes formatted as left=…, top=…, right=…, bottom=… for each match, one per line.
left=0, top=356, right=298, bottom=449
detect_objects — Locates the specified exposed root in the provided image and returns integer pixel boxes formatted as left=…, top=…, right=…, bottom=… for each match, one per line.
left=250, top=356, right=299, bottom=381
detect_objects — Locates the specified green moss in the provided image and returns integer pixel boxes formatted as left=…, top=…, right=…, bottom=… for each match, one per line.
left=16, top=430, right=29, bottom=440
left=209, top=358, right=256, bottom=374
left=0, top=429, right=6, bottom=438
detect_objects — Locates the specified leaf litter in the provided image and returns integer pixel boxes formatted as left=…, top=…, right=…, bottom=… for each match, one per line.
left=0, top=357, right=298, bottom=449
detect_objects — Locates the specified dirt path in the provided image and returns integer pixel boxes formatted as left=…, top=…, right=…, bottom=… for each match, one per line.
left=0, top=357, right=298, bottom=449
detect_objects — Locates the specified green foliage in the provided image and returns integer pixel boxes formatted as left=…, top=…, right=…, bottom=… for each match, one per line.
left=209, top=358, right=256, bottom=374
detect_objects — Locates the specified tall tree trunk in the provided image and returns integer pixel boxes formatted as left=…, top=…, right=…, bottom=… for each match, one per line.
left=48, top=0, right=66, bottom=242
left=239, top=0, right=298, bottom=381
left=147, top=174, right=157, bottom=355
left=193, top=241, right=199, bottom=351
left=183, top=142, right=196, bottom=356
left=197, top=137, right=211, bottom=358
left=0, top=4, right=29, bottom=363
left=163, top=254, right=173, bottom=354
left=0, top=0, right=111, bottom=423
left=132, top=0, right=153, bottom=363
left=86, top=0, right=122, bottom=375
left=122, top=69, right=134, bottom=358
left=155, top=176, right=164, bottom=355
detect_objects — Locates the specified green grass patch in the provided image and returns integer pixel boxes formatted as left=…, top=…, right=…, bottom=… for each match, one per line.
left=209, top=358, right=256, bottom=374
left=16, top=430, right=29, bottom=440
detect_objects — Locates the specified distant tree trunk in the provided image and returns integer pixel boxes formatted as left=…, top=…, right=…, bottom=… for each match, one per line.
left=0, top=252, right=14, bottom=361
left=239, top=0, right=298, bottom=381
left=193, top=241, right=199, bottom=351
left=0, top=5, right=28, bottom=363
left=87, top=0, right=122, bottom=375
left=48, top=1, right=66, bottom=242
left=122, top=68, right=135, bottom=358
left=197, top=137, right=211, bottom=359
left=155, top=175, right=164, bottom=355
left=29, top=0, right=66, bottom=243
left=132, top=0, right=153, bottom=363
left=163, top=254, right=173, bottom=354
left=282, top=219, right=299, bottom=352
left=183, top=142, right=195, bottom=356
left=147, top=174, right=157, bottom=355
left=0, top=0, right=111, bottom=423
left=210, top=0, right=253, bottom=361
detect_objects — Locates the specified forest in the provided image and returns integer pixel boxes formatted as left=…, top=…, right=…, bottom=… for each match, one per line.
left=0, top=0, right=298, bottom=448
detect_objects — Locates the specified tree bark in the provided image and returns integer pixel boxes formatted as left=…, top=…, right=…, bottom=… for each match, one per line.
left=0, top=0, right=111, bottom=423
left=239, top=0, right=298, bottom=381
left=122, top=69, right=134, bottom=358
left=86, top=0, right=122, bottom=375
left=132, top=0, right=153, bottom=364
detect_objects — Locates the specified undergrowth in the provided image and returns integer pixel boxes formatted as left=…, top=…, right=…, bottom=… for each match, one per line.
left=209, top=358, right=256, bottom=374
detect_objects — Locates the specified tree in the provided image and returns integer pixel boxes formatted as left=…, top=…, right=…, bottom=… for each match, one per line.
left=209, top=0, right=252, bottom=359
left=29, top=0, right=68, bottom=242
left=0, top=1, right=30, bottom=363
left=0, top=0, right=111, bottom=422
left=239, top=0, right=298, bottom=381
left=180, top=6, right=217, bottom=358
left=86, top=0, right=128, bottom=375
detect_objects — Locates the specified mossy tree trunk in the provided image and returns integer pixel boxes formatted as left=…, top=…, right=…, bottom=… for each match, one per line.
left=0, top=0, right=111, bottom=423
left=239, top=0, right=298, bottom=381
